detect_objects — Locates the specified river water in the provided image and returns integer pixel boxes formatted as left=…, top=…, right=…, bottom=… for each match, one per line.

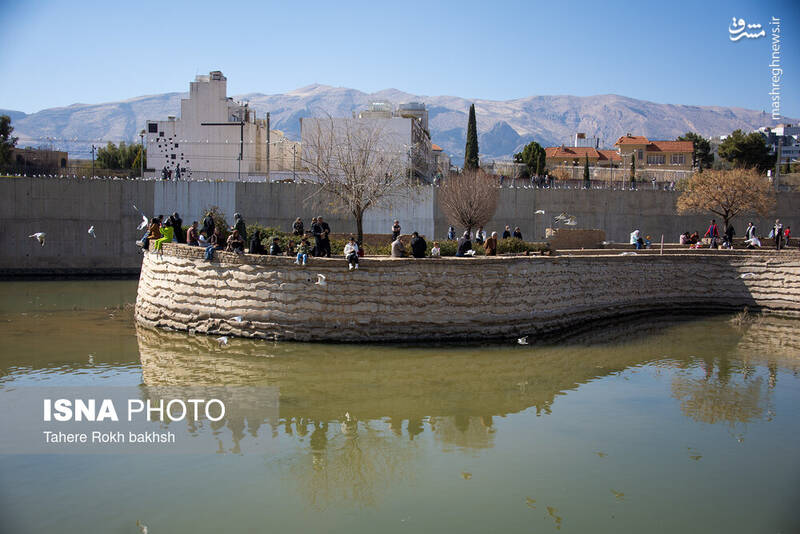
left=1, top=280, right=799, bottom=533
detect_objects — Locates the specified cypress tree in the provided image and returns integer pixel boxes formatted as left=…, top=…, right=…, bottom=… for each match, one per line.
left=630, top=153, right=636, bottom=189
left=464, top=104, right=479, bottom=170
left=583, top=154, right=590, bottom=189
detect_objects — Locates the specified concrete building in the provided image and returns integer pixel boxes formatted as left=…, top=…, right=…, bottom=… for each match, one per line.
left=758, top=124, right=800, bottom=168
left=545, top=146, right=621, bottom=168
left=431, top=144, right=451, bottom=178
left=10, top=147, right=68, bottom=174
left=144, top=71, right=270, bottom=181
left=573, top=132, right=600, bottom=148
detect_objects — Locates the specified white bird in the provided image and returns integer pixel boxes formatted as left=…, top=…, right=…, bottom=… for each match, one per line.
left=534, top=209, right=545, bottom=215
left=554, top=212, right=570, bottom=222
left=216, top=336, right=229, bottom=346
left=137, top=214, right=148, bottom=231
left=136, top=520, right=148, bottom=534
left=88, top=225, right=96, bottom=238
left=740, top=272, right=756, bottom=279
left=517, top=337, right=528, bottom=345
left=315, top=274, right=327, bottom=286
left=620, top=252, right=638, bottom=256
left=465, top=249, right=476, bottom=256
left=564, top=216, right=578, bottom=226
left=29, top=232, right=46, bottom=246
left=232, top=316, right=243, bottom=323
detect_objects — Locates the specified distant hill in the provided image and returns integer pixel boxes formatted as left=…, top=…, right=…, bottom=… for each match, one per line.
left=4, top=84, right=790, bottom=161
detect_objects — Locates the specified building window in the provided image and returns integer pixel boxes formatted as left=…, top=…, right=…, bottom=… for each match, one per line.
left=647, top=155, right=666, bottom=165
left=148, top=123, right=158, bottom=133
left=671, top=154, right=685, bottom=165
left=159, top=131, right=165, bottom=137
left=60, top=158, right=66, bottom=168
left=171, top=154, right=176, bottom=160
left=637, top=149, right=643, bottom=160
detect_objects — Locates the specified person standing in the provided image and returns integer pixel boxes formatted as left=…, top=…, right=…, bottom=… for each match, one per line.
left=447, top=226, right=456, bottom=241
left=201, top=211, right=215, bottom=237
left=745, top=222, right=756, bottom=241
left=724, top=223, right=735, bottom=248
left=784, top=226, right=791, bottom=248
left=773, top=219, right=784, bottom=250
left=484, top=231, right=498, bottom=256
left=456, top=231, right=472, bottom=257
left=311, top=217, right=321, bottom=256
left=410, top=231, right=427, bottom=258
left=293, top=217, right=304, bottom=236
left=502, top=225, right=512, bottom=239
left=186, top=221, right=199, bottom=246
left=249, top=230, right=265, bottom=254
left=318, top=216, right=331, bottom=257
left=704, top=219, right=719, bottom=249
left=475, top=226, right=486, bottom=245
left=172, top=212, right=184, bottom=243
left=232, top=213, right=247, bottom=243
left=513, top=227, right=523, bottom=240
left=391, top=220, right=401, bottom=241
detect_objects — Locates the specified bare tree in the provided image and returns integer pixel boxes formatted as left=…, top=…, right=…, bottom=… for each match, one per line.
left=437, top=169, right=499, bottom=234
left=301, top=115, right=415, bottom=243
left=676, top=168, right=774, bottom=229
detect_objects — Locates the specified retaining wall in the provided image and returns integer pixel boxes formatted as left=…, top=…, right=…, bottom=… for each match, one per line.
left=135, top=244, right=800, bottom=342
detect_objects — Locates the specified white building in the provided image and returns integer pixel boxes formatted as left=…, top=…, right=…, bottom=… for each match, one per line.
left=145, top=71, right=299, bottom=181
left=758, top=124, right=800, bottom=168
left=573, top=132, right=600, bottom=148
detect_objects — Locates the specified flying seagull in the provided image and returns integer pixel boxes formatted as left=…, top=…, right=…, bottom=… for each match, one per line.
left=88, top=225, right=96, bottom=238
left=315, top=274, right=327, bottom=286
left=232, top=316, right=243, bottom=323
left=133, top=203, right=149, bottom=231
left=517, top=336, right=528, bottom=345
left=554, top=212, right=570, bottom=222
left=29, top=232, right=46, bottom=246
left=564, top=216, right=578, bottom=226
left=740, top=272, right=756, bottom=279
left=534, top=209, right=545, bottom=215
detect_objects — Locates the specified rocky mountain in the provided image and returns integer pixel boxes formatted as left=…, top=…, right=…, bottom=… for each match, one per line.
left=3, top=84, right=790, bottom=161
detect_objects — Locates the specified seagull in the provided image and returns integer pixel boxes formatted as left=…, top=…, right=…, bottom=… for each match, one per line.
left=216, top=336, right=229, bottom=346
left=88, top=225, right=96, bottom=238
left=232, top=316, right=243, bottom=323
left=564, top=216, right=578, bottom=226
left=620, top=252, right=637, bottom=256
left=137, top=214, right=148, bottom=231
left=740, top=272, right=756, bottom=278
left=517, top=336, right=528, bottom=345
left=136, top=520, right=149, bottom=534
left=554, top=212, right=570, bottom=222
left=315, top=274, right=327, bottom=286
left=534, top=209, right=545, bottom=215
left=465, top=249, right=476, bottom=256
left=29, top=232, right=46, bottom=246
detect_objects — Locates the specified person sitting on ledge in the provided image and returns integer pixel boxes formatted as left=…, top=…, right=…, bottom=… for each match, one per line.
left=295, top=238, right=311, bottom=265
left=502, top=225, right=512, bottom=239
left=204, top=228, right=224, bottom=260
left=456, top=231, right=472, bottom=257
left=475, top=226, right=486, bottom=245
left=344, top=235, right=359, bottom=270
left=141, top=217, right=161, bottom=249
left=410, top=231, right=427, bottom=258
left=232, top=213, right=247, bottom=243
left=269, top=236, right=283, bottom=255
left=513, top=227, right=523, bottom=240
left=226, top=229, right=245, bottom=254
left=431, top=241, right=441, bottom=257
left=249, top=230, right=265, bottom=254
left=391, top=236, right=406, bottom=257
left=152, top=220, right=174, bottom=252
left=286, top=239, right=296, bottom=256
left=186, top=221, right=199, bottom=246
left=198, top=230, right=209, bottom=247
left=484, top=231, right=498, bottom=256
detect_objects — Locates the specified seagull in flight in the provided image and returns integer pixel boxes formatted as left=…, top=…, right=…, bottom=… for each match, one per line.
left=517, top=336, right=528, bottom=345
left=534, top=209, right=545, bottom=215
left=315, top=274, right=327, bottom=286
left=29, top=232, right=46, bottom=246
left=88, top=225, right=96, bottom=238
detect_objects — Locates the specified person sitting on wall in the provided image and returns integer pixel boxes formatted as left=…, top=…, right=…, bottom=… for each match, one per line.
left=286, top=239, right=296, bottom=256
left=431, top=241, right=441, bottom=257
left=186, top=221, right=200, bottom=246
left=630, top=229, right=642, bottom=249
left=231, top=213, right=247, bottom=243
left=318, top=216, right=332, bottom=257
left=295, top=238, right=311, bottom=265
left=689, top=232, right=699, bottom=245
left=202, top=211, right=215, bottom=237
left=344, top=235, right=359, bottom=270
left=198, top=230, right=209, bottom=247
left=410, top=231, right=427, bottom=258
left=226, top=229, right=245, bottom=254
left=679, top=232, right=689, bottom=245
left=152, top=220, right=174, bottom=252
left=269, top=236, right=283, bottom=255
left=475, top=226, right=486, bottom=245
left=293, top=217, right=304, bottom=236
left=513, top=227, right=523, bottom=240
left=391, top=220, right=401, bottom=241
left=724, top=224, right=736, bottom=249
left=502, top=225, right=512, bottom=239
left=310, top=217, right=321, bottom=256
left=172, top=212, right=184, bottom=243
left=484, top=231, right=498, bottom=256
left=456, top=231, right=472, bottom=257
left=142, top=217, right=161, bottom=250
left=249, top=230, right=265, bottom=254
left=391, top=236, right=406, bottom=257
left=204, top=228, right=223, bottom=261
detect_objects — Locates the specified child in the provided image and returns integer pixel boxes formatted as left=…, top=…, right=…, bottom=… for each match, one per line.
left=343, top=235, right=359, bottom=270
left=431, top=241, right=441, bottom=257
left=295, top=238, right=310, bottom=266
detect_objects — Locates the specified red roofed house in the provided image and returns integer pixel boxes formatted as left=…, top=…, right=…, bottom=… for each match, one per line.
left=545, top=146, right=621, bottom=168
left=614, top=134, right=693, bottom=170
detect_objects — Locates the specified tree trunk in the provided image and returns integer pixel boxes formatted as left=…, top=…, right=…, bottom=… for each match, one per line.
left=355, top=210, right=364, bottom=246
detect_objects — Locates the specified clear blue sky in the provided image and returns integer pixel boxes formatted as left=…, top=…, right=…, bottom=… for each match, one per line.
left=1, top=0, right=797, bottom=117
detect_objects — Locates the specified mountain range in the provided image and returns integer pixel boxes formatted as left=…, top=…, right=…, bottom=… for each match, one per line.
left=2, top=84, right=791, bottom=161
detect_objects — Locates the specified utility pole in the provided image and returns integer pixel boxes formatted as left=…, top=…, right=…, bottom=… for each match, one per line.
left=238, top=120, right=244, bottom=181
left=139, top=130, right=146, bottom=178
left=266, top=112, right=270, bottom=182
left=292, top=144, right=296, bottom=181
left=91, top=145, right=96, bottom=178
left=775, top=136, right=782, bottom=191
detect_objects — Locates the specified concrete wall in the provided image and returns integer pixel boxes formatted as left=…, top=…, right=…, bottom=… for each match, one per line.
left=2, top=176, right=799, bottom=275
left=135, top=244, right=800, bottom=342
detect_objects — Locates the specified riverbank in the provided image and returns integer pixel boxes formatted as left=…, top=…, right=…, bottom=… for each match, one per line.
left=135, top=243, right=800, bottom=342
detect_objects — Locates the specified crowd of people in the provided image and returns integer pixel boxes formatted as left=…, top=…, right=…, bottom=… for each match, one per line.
left=633, top=218, right=795, bottom=251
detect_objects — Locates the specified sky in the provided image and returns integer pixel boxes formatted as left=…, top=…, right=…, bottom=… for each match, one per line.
left=0, top=0, right=798, bottom=117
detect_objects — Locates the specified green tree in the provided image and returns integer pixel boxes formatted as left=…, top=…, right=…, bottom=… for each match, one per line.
left=678, top=132, right=713, bottom=170
left=583, top=154, right=590, bottom=189
left=0, top=115, right=19, bottom=170
left=514, top=140, right=546, bottom=176
left=464, top=104, right=479, bottom=170
left=132, top=145, right=147, bottom=174
left=718, top=129, right=775, bottom=173
left=96, top=141, right=142, bottom=170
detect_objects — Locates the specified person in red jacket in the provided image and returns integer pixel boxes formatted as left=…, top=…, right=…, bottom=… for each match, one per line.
left=704, top=219, right=719, bottom=249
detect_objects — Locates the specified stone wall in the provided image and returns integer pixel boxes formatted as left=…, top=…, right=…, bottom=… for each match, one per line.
left=135, top=244, right=800, bottom=342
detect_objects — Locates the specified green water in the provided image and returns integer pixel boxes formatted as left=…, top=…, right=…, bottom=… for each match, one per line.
left=1, top=281, right=799, bottom=533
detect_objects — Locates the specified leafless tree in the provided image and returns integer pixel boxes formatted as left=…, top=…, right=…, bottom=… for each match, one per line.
left=301, top=115, right=415, bottom=243
left=437, top=169, right=499, bottom=234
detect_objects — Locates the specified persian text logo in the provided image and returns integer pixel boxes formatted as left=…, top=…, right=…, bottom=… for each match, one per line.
left=768, top=17, right=781, bottom=121
left=728, top=17, right=766, bottom=41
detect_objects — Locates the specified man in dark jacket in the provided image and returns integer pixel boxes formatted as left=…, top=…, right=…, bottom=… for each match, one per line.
left=172, top=212, right=184, bottom=243
left=202, top=212, right=215, bottom=237
left=456, top=231, right=472, bottom=257
left=317, top=216, right=331, bottom=257
left=232, top=213, right=247, bottom=243
left=410, top=232, right=427, bottom=258
left=269, top=237, right=283, bottom=255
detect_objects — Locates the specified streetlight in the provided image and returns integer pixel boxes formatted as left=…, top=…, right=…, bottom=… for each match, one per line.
left=139, top=130, right=146, bottom=178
